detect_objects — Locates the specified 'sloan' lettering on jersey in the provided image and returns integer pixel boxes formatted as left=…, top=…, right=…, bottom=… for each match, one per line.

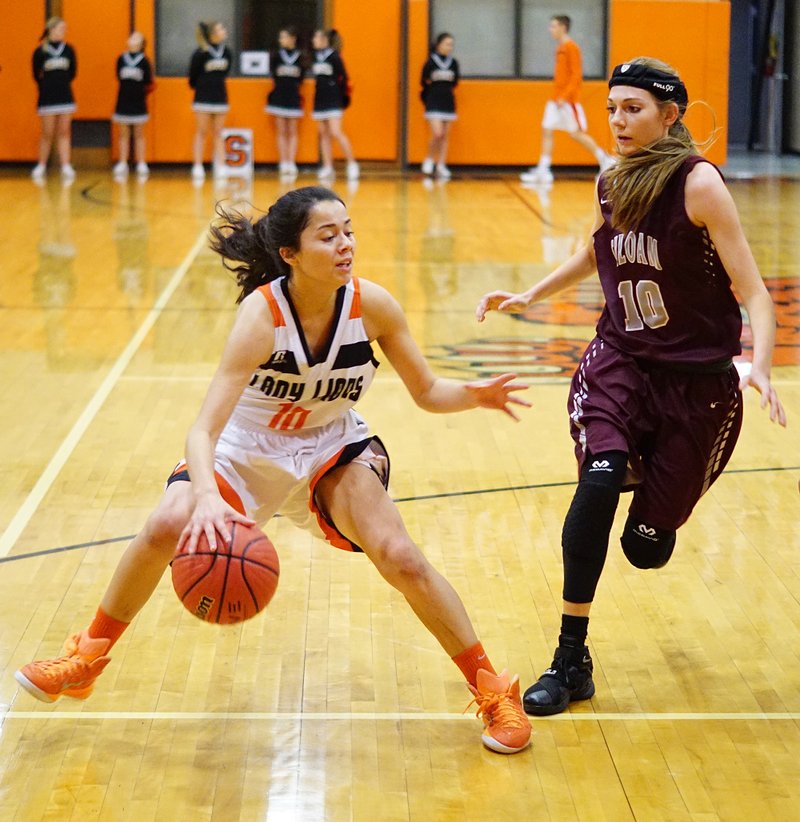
left=609, top=231, right=662, bottom=271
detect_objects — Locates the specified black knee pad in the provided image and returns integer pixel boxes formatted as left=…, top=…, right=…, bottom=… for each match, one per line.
left=562, top=450, right=628, bottom=603
left=620, top=515, right=676, bottom=569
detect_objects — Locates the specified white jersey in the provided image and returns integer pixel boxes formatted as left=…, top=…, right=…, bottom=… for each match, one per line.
left=232, top=276, right=379, bottom=432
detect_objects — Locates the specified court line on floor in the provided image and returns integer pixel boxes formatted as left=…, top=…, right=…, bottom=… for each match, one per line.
left=1, top=709, right=798, bottom=722
left=1, top=464, right=797, bottom=566
left=115, top=374, right=800, bottom=385
left=0, top=228, right=210, bottom=560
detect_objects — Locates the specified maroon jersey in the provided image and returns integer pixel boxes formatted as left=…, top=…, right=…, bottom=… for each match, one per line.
left=593, top=156, right=742, bottom=365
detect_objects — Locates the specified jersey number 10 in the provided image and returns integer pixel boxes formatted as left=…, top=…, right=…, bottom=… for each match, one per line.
left=269, top=402, right=311, bottom=431
left=617, top=279, right=670, bottom=331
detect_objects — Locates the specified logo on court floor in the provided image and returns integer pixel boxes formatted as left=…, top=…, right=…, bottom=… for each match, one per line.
left=738, top=279, right=800, bottom=366
left=430, top=280, right=798, bottom=380
left=427, top=337, right=589, bottom=380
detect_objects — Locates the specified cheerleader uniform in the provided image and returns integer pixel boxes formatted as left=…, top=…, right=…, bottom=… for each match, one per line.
left=188, top=44, right=231, bottom=113
left=112, top=51, right=153, bottom=125
left=266, top=48, right=304, bottom=118
left=421, top=52, right=459, bottom=121
left=312, top=48, right=349, bottom=120
left=32, top=41, right=77, bottom=115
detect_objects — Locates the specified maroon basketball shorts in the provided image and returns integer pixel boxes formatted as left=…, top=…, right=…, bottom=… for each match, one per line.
left=567, top=337, right=743, bottom=531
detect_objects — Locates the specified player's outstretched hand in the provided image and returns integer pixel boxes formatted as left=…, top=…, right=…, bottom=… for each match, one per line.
left=739, top=368, right=787, bottom=427
left=465, top=372, right=531, bottom=421
left=475, top=291, right=532, bottom=322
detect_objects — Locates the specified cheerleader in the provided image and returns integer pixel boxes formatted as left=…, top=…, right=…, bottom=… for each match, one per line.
left=188, top=21, right=232, bottom=182
left=31, top=17, right=77, bottom=184
left=311, top=29, right=358, bottom=181
left=420, top=33, right=459, bottom=179
left=112, top=32, right=153, bottom=181
left=266, top=27, right=305, bottom=178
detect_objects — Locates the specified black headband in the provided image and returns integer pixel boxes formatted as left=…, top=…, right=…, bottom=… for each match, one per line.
left=608, top=63, right=688, bottom=112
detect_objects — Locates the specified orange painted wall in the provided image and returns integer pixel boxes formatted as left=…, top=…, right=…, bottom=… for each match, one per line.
left=146, top=77, right=324, bottom=164
left=407, top=0, right=729, bottom=167
left=128, top=0, right=156, bottom=163
left=63, top=0, right=129, bottom=120
left=143, top=0, right=401, bottom=163
left=330, top=0, right=401, bottom=160
left=407, top=0, right=611, bottom=166
left=407, top=0, right=613, bottom=165
left=0, top=2, right=44, bottom=159
left=1, top=0, right=729, bottom=167
left=83, top=3, right=322, bottom=165
left=0, top=0, right=128, bottom=161
left=608, top=1, right=730, bottom=166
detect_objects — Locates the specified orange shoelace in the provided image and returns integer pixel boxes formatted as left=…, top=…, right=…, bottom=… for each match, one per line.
left=466, top=688, right=528, bottom=729
left=33, top=654, right=90, bottom=684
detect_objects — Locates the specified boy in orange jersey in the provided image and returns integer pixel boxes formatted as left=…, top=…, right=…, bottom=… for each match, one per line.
left=521, top=15, right=613, bottom=184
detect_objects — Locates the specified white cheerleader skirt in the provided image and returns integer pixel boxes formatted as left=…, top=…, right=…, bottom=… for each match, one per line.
left=312, top=109, right=343, bottom=121
left=424, top=110, right=457, bottom=122
left=37, top=103, right=77, bottom=116
left=266, top=105, right=304, bottom=118
left=192, top=103, right=230, bottom=113
left=112, top=113, right=149, bottom=125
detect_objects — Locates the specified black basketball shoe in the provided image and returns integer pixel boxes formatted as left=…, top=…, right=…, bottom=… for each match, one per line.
left=522, top=645, right=595, bottom=716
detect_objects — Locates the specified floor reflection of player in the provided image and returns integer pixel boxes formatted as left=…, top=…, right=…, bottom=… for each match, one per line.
left=220, top=175, right=253, bottom=208
left=540, top=215, right=581, bottom=269
left=525, top=182, right=583, bottom=269
left=420, top=178, right=456, bottom=299
left=34, top=182, right=76, bottom=369
left=113, top=180, right=151, bottom=306
left=541, top=231, right=581, bottom=269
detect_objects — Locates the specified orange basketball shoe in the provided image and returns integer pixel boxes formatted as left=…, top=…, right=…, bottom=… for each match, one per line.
left=15, top=631, right=111, bottom=703
left=467, top=668, right=532, bottom=754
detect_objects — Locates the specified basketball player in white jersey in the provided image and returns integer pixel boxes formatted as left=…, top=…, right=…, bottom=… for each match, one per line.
left=16, top=186, right=533, bottom=756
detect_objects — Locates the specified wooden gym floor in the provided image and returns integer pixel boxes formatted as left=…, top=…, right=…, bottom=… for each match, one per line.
left=0, top=160, right=798, bottom=821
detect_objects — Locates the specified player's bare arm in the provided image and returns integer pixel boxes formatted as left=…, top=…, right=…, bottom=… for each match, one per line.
left=181, top=292, right=272, bottom=551
left=685, top=163, right=786, bottom=426
left=361, top=279, right=529, bottom=418
left=476, top=195, right=603, bottom=322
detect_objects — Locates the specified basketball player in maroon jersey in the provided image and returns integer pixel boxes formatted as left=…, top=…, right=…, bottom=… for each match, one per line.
left=477, top=57, right=786, bottom=715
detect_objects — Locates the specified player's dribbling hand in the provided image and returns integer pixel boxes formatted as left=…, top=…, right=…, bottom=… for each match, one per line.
left=475, top=291, right=532, bottom=322
left=739, top=368, right=787, bottom=427
left=465, top=372, right=531, bottom=421
left=178, top=491, right=256, bottom=554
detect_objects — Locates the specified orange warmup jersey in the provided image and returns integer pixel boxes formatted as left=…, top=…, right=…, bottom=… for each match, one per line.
left=553, top=39, right=582, bottom=104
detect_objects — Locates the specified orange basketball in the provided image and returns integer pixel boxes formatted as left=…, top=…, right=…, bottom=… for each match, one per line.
left=171, top=523, right=280, bottom=624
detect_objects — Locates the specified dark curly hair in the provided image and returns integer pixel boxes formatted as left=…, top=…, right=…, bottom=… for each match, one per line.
left=209, top=186, right=345, bottom=303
